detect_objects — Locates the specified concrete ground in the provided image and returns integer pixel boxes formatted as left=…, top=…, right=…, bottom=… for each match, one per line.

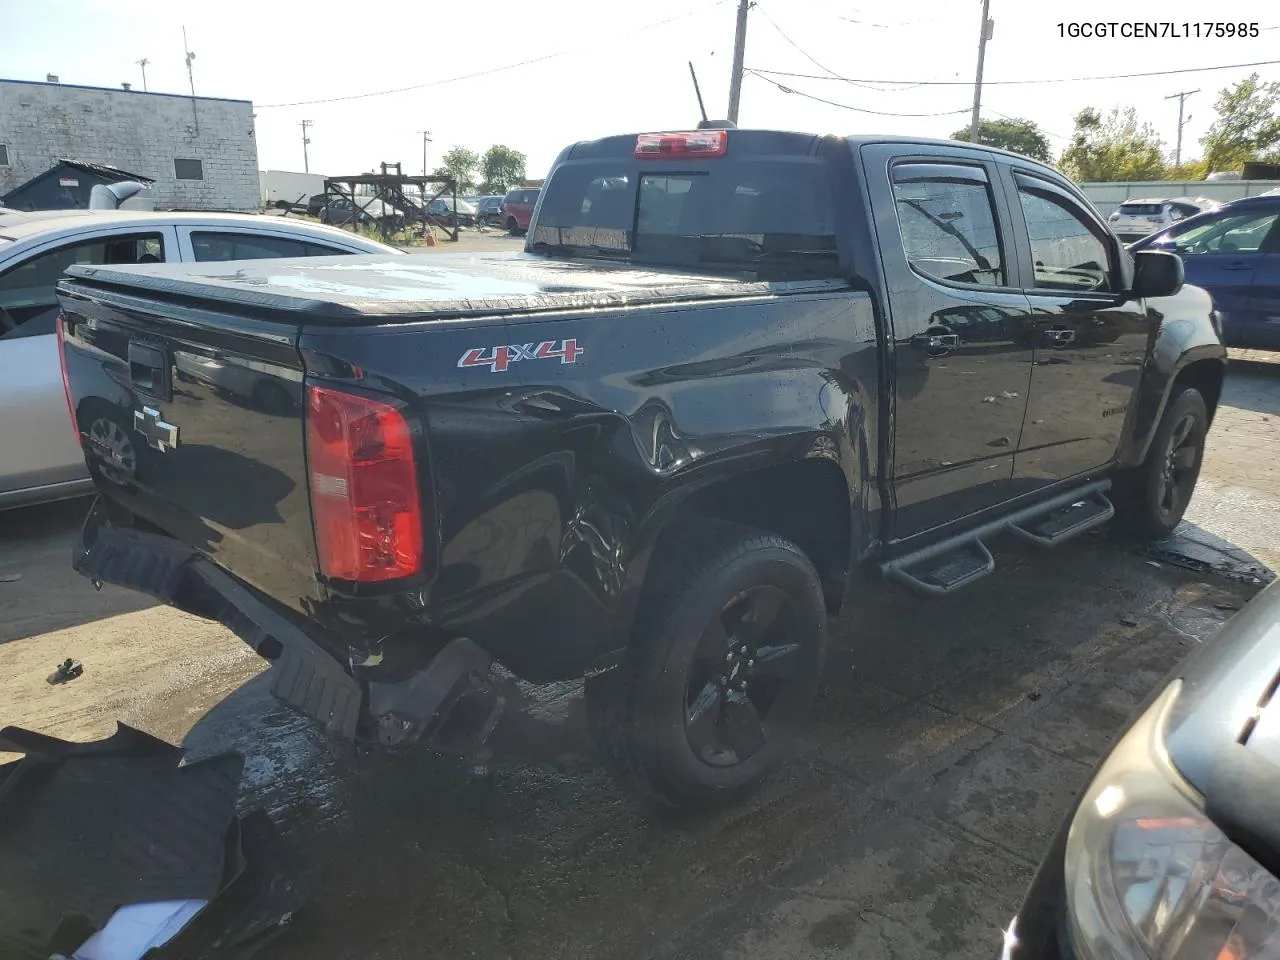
left=2, top=361, right=1278, bottom=959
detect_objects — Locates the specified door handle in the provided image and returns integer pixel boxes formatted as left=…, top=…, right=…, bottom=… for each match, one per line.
left=1223, top=262, right=1255, bottom=271
left=910, top=332, right=959, bottom=353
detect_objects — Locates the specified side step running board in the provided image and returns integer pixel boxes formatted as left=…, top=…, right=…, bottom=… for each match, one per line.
left=882, top=480, right=1112, bottom=597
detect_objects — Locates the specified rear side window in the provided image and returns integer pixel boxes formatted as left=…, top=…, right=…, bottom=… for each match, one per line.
left=0, top=233, right=164, bottom=340
left=891, top=162, right=1004, bottom=287
left=532, top=159, right=837, bottom=274
left=1118, top=203, right=1165, bottom=216
left=190, top=231, right=348, bottom=261
left=1015, top=176, right=1114, bottom=293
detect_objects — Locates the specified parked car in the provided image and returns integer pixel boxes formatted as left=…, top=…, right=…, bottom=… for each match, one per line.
left=500, top=187, right=539, bottom=233
left=1003, top=579, right=1280, bottom=960
left=56, top=129, right=1222, bottom=811
left=317, top=195, right=406, bottom=231
left=1131, top=195, right=1280, bottom=349
left=475, top=195, right=505, bottom=225
left=0, top=209, right=398, bottom=510
left=1108, top=197, right=1219, bottom=242
left=426, top=197, right=477, bottom=227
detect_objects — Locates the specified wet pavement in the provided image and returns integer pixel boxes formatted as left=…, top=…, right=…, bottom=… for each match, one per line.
left=2, top=361, right=1279, bottom=959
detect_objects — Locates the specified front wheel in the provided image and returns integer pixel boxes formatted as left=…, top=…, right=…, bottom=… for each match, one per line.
left=1115, top=385, right=1208, bottom=540
left=588, top=521, right=827, bottom=810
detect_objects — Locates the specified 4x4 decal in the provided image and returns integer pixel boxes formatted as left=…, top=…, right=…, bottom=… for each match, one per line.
left=457, top=339, right=584, bottom=373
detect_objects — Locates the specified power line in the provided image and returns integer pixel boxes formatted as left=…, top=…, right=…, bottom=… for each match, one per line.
left=259, top=1, right=728, bottom=109
left=746, top=69, right=970, bottom=116
left=753, top=5, right=932, bottom=91
left=748, top=58, right=1280, bottom=87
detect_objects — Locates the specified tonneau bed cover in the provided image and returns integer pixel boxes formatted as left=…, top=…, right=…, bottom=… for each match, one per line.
left=60, top=251, right=846, bottom=324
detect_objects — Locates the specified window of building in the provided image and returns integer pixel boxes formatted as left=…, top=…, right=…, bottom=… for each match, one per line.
left=0, top=233, right=164, bottom=340
left=0, top=145, right=9, bottom=167
left=1015, top=176, right=1114, bottom=293
left=174, top=158, right=204, bottom=180
left=190, top=231, right=350, bottom=262
left=891, top=162, right=1005, bottom=287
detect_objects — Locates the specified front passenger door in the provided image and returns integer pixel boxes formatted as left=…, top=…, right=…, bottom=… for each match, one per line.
left=1011, top=173, right=1152, bottom=487
left=865, top=149, right=1037, bottom=541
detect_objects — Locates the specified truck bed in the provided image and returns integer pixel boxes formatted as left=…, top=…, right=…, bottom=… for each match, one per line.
left=63, top=251, right=845, bottom=324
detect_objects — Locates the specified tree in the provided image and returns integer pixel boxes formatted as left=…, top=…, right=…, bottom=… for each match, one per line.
left=479, top=145, right=527, bottom=195
left=1201, top=74, right=1280, bottom=172
left=1059, top=106, right=1166, bottom=181
left=950, top=118, right=1050, bottom=162
left=436, top=146, right=480, bottom=193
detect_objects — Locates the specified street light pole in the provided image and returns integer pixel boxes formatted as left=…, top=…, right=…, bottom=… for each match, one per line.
left=136, top=58, right=149, bottom=92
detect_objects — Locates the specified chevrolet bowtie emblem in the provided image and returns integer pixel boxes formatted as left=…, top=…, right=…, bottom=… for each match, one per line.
left=134, top=405, right=180, bottom=452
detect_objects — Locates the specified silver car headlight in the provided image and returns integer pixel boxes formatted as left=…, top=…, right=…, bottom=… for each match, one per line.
left=1065, top=681, right=1280, bottom=960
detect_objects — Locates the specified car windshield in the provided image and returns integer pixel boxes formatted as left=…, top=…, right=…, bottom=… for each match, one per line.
left=1119, top=203, right=1165, bottom=216
left=530, top=159, right=839, bottom=276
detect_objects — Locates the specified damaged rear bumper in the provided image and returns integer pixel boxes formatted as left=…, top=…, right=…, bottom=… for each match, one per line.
left=73, top=499, right=502, bottom=750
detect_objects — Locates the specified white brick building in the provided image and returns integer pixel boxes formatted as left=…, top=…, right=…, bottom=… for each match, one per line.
left=0, top=78, right=259, bottom=212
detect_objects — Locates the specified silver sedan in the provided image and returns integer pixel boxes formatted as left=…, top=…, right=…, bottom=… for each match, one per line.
left=0, top=209, right=399, bottom=510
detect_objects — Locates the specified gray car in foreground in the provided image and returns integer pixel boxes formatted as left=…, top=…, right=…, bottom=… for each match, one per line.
left=1004, top=578, right=1280, bottom=960
left=0, top=209, right=398, bottom=510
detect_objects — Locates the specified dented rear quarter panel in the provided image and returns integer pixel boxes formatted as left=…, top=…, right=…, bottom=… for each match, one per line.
left=299, top=289, right=881, bottom=680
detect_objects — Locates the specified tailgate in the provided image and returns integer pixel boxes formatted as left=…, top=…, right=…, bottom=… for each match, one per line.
left=56, top=280, right=321, bottom=609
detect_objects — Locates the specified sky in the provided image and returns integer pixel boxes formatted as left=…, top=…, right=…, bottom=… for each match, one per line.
left=1, top=0, right=1276, bottom=182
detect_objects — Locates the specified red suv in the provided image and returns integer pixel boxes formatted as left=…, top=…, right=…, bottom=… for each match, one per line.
left=500, top=188, right=539, bottom=234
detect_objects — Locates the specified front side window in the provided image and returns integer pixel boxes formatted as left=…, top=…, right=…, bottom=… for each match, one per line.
left=1166, top=210, right=1280, bottom=256
left=190, top=231, right=347, bottom=262
left=1016, top=178, right=1114, bottom=293
left=891, top=163, right=1004, bottom=286
left=0, top=233, right=164, bottom=339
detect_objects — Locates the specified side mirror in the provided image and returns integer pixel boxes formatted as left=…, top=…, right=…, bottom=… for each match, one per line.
left=1131, top=249, right=1184, bottom=299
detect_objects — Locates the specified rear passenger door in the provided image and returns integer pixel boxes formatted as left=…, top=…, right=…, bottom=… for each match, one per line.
left=863, top=146, right=1036, bottom=541
left=1006, top=171, right=1152, bottom=486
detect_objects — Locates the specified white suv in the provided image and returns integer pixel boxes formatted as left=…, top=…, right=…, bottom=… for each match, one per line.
left=1108, top=197, right=1219, bottom=242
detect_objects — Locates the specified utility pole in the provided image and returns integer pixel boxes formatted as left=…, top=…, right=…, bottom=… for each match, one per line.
left=300, top=120, right=313, bottom=173
left=727, top=0, right=750, bottom=125
left=968, top=0, right=994, bottom=142
left=1165, top=89, right=1199, bottom=167
left=136, top=58, right=149, bottom=92
left=418, top=130, right=433, bottom=177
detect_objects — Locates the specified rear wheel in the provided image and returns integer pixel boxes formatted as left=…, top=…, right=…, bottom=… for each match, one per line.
left=588, top=521, right=827, bottom=810
left=506, top=216, right=519, bottom=233
left=1115, top=385, right=1208, bottom=539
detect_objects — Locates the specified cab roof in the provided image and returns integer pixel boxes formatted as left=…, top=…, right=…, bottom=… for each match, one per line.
left=0, top=209, right=371, bottom=245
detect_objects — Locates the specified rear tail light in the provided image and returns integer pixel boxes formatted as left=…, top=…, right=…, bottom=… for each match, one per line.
left=55, top=314, right=80, bottom=443
left=635, top=130, right=728, bottom=158
left=306, top=384, right=424, bottom=583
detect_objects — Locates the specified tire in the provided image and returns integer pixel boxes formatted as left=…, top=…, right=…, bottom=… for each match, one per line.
left=588, top=520, right=827, bottom=810
left=1114, top=385, right=1208, bottom=540
left=506, top=217, right=520, bottom=234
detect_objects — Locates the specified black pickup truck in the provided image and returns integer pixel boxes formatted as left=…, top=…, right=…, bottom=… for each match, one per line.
left=55, top=128, right=1225, bottom=809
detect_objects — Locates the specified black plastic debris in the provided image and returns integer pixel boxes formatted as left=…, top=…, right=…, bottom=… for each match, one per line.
left=47, top=659, right=84, bottom=685
left=0, top=723, right=302, bottom=960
